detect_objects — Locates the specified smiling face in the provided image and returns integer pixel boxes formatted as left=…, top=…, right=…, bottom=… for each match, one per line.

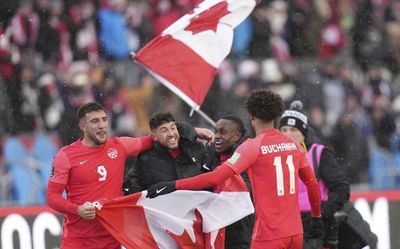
left=152, top=121, right=180, bottom=151
left=80, top=110, right=108, bottom=146
left=279, top=125, right=305, bottom=144
left=214, top=119, right=242, bottom=154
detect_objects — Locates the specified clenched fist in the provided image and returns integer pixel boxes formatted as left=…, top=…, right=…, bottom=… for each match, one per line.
left=78, top=201, right=96, bottom=220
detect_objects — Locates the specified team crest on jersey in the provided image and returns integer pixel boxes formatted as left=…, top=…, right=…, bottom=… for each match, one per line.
left=107, top=148, right=118, bottom=159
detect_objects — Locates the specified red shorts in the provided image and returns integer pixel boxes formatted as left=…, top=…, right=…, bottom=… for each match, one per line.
left=61, top=235, right=120, bottom=249
left=251, top=234, right=303, bottom=249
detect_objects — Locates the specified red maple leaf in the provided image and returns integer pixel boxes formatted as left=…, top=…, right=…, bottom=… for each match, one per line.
left=166, top=210, right=205, bottom=248
left=184, top=1, right=231, bottom=35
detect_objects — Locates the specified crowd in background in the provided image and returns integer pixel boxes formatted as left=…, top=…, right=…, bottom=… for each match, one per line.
left=1, top=0, right=400, bottom=206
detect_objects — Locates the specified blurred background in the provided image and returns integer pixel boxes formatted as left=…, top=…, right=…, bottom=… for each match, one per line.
left=0, top=0, right=400, bottom=247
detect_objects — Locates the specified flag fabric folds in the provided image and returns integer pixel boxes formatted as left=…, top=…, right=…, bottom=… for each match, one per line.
left=133, top=0, right=256, bottom=110
left=94, top=176, right=254, bottom=249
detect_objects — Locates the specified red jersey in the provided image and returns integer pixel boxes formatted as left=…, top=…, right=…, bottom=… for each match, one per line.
left=225, top=129, right=309, bottom=241
left=49, top=137, right=146, bottom=238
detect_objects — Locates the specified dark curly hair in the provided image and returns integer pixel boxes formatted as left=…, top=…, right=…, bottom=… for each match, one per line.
left=149, top=112, right=176, bottom=131
left=77, top=102, right=106, bottom=120
left=245, top=89, right=284, bottom=122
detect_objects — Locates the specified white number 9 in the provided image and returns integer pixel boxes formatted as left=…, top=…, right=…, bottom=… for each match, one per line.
left=97, top=165, right=107, bottom=181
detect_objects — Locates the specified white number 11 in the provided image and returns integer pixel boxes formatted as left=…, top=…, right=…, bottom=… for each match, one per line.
left=273, top=155, right=295, bottom=196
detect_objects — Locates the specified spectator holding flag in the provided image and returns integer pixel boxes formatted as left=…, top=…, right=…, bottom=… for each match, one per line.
left=147, top=89, right=322, bottom=249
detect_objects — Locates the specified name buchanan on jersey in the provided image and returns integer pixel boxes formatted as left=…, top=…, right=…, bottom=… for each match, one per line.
left=260, top=142, right=297, bottom=154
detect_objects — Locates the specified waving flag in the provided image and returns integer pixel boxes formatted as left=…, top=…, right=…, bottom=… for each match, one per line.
left=94, top=176, right=253, bottom=249
left=132, top=0, right=256, bottom=123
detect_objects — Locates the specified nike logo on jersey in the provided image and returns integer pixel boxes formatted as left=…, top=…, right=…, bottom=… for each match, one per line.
left=79, top=160, right=88, bottom=165
left=202, top=164, right=210, bottom=171
left=156, top=186, right=167, bottom=194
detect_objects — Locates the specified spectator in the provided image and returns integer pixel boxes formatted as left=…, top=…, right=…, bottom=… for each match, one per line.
left=67, top=0, right=99, bottom=63
left=36, top=73, right=65, bottom=132
left=36, top=0, right=72, bottom=70
left=370, top=96, right=396, bottom=151
left=10, top=0, right=39, bottom=55
left=360, top=63, right=393, bottom=110
left=248, top=3, right=272, bottom=58
left=98, top=0, right=132, bottom=60
left=4, top=131, right=57, bottom=205
left=331, top=93, right=371, bottom=184
left=320, top=61, right=346, bottom=134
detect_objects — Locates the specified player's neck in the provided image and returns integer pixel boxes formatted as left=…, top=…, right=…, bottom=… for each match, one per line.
left=254, top=121, right=274, bottom=135
left=81, top=137, right=102, bottom=147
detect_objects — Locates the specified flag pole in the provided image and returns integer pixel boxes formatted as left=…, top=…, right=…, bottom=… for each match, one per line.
left=131, top=54, right=216, bottom=127
left=193, top=108, right=216, bottom=127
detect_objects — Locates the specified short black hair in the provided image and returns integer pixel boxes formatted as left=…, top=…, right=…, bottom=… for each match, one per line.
left=217, top=115, right=245, bottom=134
left=149, top=112, right=176, bottom=131
left=245, top=89, right=284, bottom=122
left=77, top=102, right=106, bottom=120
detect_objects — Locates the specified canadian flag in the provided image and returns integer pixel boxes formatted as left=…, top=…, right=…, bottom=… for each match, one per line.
left=133, top=0, right=256, bottom=111
left=94, top=175, right=254, bottom=249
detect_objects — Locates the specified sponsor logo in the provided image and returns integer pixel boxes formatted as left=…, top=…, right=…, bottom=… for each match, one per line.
left=288, top=118, right=296, bottom=126
left=156, top=186, right=167, bottom=194
left=79, top=160, right=88, bottom=165
left=202, top=164, right=210, bottom=171
left=228, top=152, right=240, bottom=164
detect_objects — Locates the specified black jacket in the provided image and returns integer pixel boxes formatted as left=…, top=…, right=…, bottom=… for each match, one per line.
left=305, top=130, right=350, bottom=218
left=302, top=130, right=350, bottom=247
left=209, top=141, right=254, bottom=249
left=316, top=145, right=350, bottom=217
left=124, top=124, right=212, bottom=194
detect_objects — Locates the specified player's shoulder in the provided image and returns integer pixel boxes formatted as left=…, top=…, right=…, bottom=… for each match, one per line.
left=234, top=137, right=259, bottom=154
left=111, top=136, right=140, bottom=147
left=108, top=136, right=123, bottom=144
left=53, top=145, right=70, bottom=162
left=58, top=140, right=80, bottom=153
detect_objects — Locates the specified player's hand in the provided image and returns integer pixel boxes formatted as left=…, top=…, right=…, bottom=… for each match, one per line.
left=308, top=216, right=323, bottom=239
left=78, top=202, right=96, bottom=220
left=194, top=127, right=215, bottom=144
left=146, top=181, right=176, bottom=198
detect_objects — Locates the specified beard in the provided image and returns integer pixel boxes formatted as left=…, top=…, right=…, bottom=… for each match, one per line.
left=88, top=132, right=107, bottom=146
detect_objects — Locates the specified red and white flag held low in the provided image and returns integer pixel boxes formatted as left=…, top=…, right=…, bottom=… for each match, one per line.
left=132, top=0, right=256, bottom=115
left=94, top=182, right=254, bottom=249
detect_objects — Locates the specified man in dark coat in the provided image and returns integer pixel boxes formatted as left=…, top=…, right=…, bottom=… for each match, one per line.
left=123, top=112, right=212, bottom=194
left=211, top=115, right=254, bottom=249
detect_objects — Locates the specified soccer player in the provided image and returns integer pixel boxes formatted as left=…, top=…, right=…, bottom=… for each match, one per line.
left=147, top=89, right=323, bottom=249
left=212, top=115, right=254, bottom=249
left=46, top=102, right=214, bottom=249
